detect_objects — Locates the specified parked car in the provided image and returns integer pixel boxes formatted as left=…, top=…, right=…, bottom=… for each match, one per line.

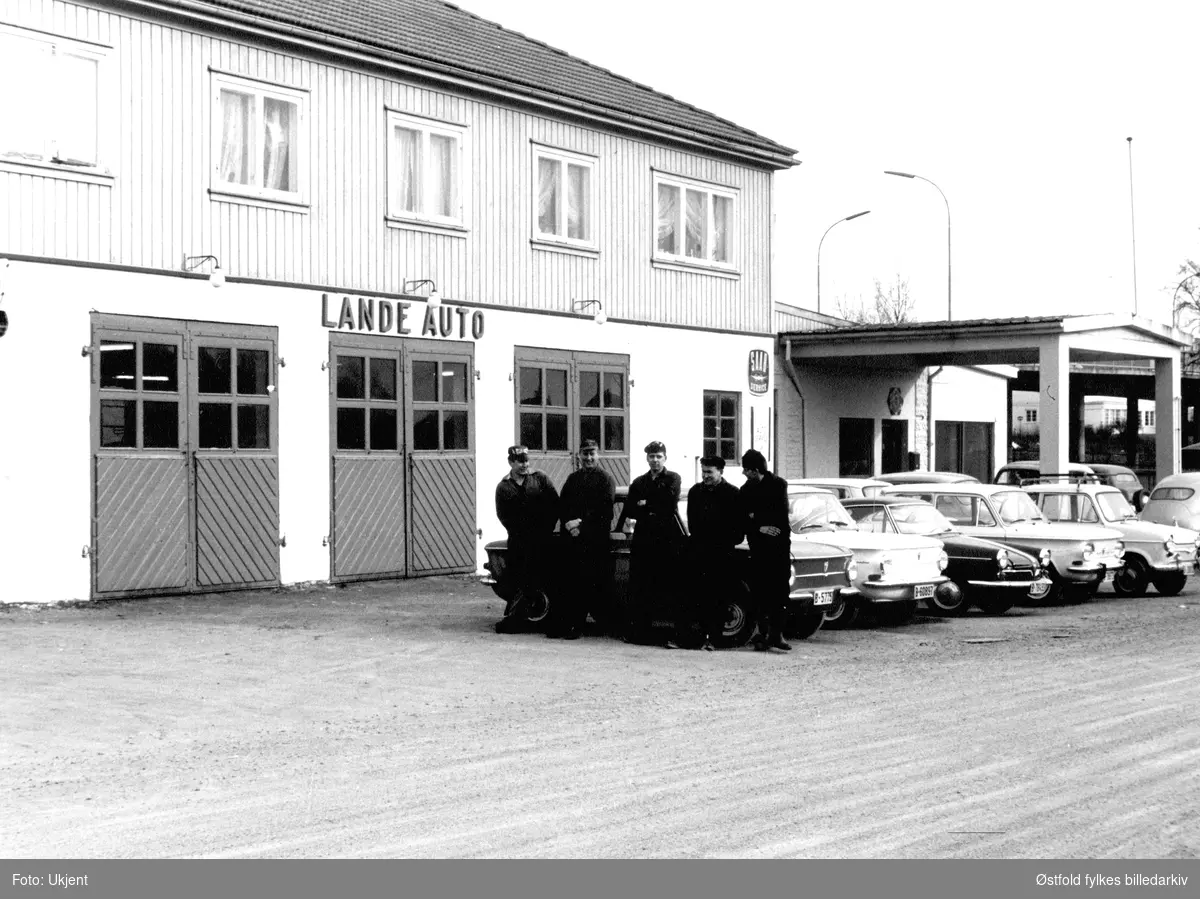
left=876, top=471, right=980, bottom=485
left=785, top=485, right=950, bottom=627
left=841, top=495, right=1051, bottom=615
left=1140, top=472, right=1200, bottom=532
left=788, top=477, right=890, bottom=499
left=995, top=461, right=1148, bottom=508
left=881, top=482, right=1125, bottom=602
left=1023, top=481, right=1199, bottom=596
left=481, top=486, right=855, bottom=645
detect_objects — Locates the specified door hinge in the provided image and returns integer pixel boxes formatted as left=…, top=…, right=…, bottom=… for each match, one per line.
left=278, top=534, right=287, bottom=548
left=81, top=545, right=90, bottom=558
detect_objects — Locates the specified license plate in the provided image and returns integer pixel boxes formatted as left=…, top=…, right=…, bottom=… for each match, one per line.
left=914, top=584, right=935, bottom=600
left=813, top=589, right=834, bottom=606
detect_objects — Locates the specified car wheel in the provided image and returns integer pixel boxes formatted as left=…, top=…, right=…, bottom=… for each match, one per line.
left=1112, top=556, right=1149, bottom=597
left=1152, top=571, right=1188, bottom=596
left=507, top=588, right=551, bottom=623
left=975, top=596, right=1016, bottom=615
left=1039, top=569, right=1066, bottom=605
left=713, top=581, right=756, bottom=648
left=926, top=580, right=967, bottom=615
left=821, top=595, right=859, bottom=629
left=874, top=600, right=917, bottom=627
left=786, top=612, right=824, bottom=641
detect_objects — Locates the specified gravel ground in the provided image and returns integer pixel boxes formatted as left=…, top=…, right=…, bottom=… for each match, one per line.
left=2, top=576, right=1198, bottom=858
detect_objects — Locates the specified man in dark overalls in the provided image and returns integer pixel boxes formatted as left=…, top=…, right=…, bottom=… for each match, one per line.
left=684, top=455, right=743, bottom=650
left=554, top=438, right=616, bottom=639
left=494, top=444, right=560, bottom=634
left=739, top=448, right=792, bottom=652
left=617, top=440, right=682, bottom=645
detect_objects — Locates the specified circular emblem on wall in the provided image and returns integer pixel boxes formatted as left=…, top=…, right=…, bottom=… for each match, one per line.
left=887, top=387, right=904, bottom=416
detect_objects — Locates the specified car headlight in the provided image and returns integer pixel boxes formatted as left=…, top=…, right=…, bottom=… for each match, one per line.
left=937, top=551, right=948, bottom=572
left=1038, top=548, right=1052, bottom=567
left=996, top=549, right=1011, bottom=569
left=788, top=565, right=796, bottom=587
left=1115, top=541, right=1125, bottom=556
left=880, top=557, right=893, bottom=577
left=1082, top=542, right=1095, bottom=561
left=848, top=560, right=860, bottom=582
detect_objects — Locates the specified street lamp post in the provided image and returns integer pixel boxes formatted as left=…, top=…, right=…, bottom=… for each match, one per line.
left=885, top=170, right=952, bottom=320
left=816, top=210, right=870, bottom=314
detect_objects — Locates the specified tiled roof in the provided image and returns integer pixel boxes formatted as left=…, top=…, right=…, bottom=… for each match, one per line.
left=137, top=0, right=798, bottom=167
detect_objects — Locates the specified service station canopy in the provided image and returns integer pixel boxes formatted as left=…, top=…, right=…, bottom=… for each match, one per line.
left=779, top=314, right=1191, bottom=481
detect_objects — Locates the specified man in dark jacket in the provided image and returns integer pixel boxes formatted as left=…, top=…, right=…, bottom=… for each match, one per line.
left=685, top=455, right=743, bottom=650
left=494, top=444, right=560, bottom=634
left=739, top=448, right=792, bottom=652
left=554, top=438, right=616, bottom=639
left=617, top=440, right=683, bottom=644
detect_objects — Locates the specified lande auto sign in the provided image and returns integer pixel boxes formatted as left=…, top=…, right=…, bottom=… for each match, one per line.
left=748, top=349, right=769, bottom=395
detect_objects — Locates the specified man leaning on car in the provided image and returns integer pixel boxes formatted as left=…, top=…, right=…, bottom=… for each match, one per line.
left=493, top=444, right=560, bottom=634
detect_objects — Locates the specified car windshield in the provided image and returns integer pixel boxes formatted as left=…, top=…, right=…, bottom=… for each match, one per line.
left=993, top=490, right=1044, bottom=525
left=788, top=492, right=856, bottom=531
left=890, top=502, right=956, bottom=535
left=1097, top=490, right=1137, bottom=520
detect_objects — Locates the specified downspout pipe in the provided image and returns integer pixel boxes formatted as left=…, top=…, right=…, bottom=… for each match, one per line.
left=781, top=338, right=807, bottom=477
left=927, top=366, right=945, bottom=470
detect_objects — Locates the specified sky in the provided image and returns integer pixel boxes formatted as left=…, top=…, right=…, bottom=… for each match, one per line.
left=456, top=0, right=1200, bottom=327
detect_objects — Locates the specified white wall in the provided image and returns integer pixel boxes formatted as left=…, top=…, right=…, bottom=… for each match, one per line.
left=0, top=260, right=772, bottom=602
left=929, top=366, right=1011, bottom=470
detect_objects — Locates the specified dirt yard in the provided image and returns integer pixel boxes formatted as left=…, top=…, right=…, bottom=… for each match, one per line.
left=2, top=577, right=1198, bottom=858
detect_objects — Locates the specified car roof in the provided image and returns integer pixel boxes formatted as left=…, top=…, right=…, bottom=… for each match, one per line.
left=878, top=470, right=978, bottom=482
left=841, top=495, right=930, bottom=506
left=1150, top=472, right=1200, bottom=490
left=996, top=461, right=1094, bottom=474
left=1024, top=482, right=1122, bottom=495
left=789, top=477, right=890, bottom=488
left=883, top=482, right=1022, bottom=497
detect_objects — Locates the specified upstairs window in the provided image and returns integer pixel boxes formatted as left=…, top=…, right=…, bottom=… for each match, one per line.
left=212, top=72, right=307, bottom=203
left=387, top=110, right=466, bottom=228
left=532, top=144, right=596, bottom=248
left=654, top=172, right=736, bottom=269
left=0, top=26, right=107, bottom=169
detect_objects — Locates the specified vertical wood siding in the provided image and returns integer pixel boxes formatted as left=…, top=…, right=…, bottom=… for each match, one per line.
left=1, top=0, right=776, bottom=332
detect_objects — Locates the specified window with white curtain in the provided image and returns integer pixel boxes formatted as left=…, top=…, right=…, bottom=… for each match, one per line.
left=531, top=144, right=596, bottom=249
left=386, top=110, right=466, bottom=227
left=211, top=72, right=307, bottom=203
left=653, top=171, right=737, bottom=269
left=0, top=25, right=106, bottom=169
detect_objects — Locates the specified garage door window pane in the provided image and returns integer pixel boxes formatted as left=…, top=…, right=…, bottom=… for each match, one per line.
left=519, top=412, right=543, bottom=450
left=199, top=402, right=233, bottom=448
left=604, top=417, right=625, bottom=452
left=370, top=358, right=397, bottom=401
left=412, top=361, right=438, bottom=403
left=143, top=401, right=179, bottom=448
left=603, top=373, right=624, bottom=409
left=369, top=408, right=397, bottom=451
left=443, top=362, right=467, bottom=404
left=519, top=367, right=543, bottom=406
left=336, top=408, right=366, bottom=450
left=237, top=405, right=270, bottom=450
left=443, top=411, right=469, bottom=450
left=546, top=369, right=567, bottom=407
left=413, top=409, right=439, bottom=450
left=199, top=347, right=232, bottom=394
left=100, top=399, right=136, bottom=446
left=720, top=395, right=737, bottom=418
left=142, top=344, right=178, bottom=392
left=581, top=414, right=600, bottom=446
left=580, top=371, right=600, bottom=408
left=237, top=349, right=270, bottom=396
left=336, top=356, right=364, bottom=400
left=546, top=413, right=568, bottom=450
left=100, top=341, right=136, bottom=389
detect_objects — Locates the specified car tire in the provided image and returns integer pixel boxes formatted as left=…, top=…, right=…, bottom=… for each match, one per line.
left=873, top=600, right=917, bottom=627
left=507, top=588, right=551, bottom=624
left=1112, top=555, right=1150, bottom=597
left=1152, top=571, right=1188, bottom=596
left=926, top=580, right=967, bottom=615
left=713, top=580, right=757, bottom=648
left=822, top=595, right=859, bottom=629
left=786, top=612, right=825, bottom=641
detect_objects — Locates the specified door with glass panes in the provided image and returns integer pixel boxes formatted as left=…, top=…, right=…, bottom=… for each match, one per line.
left=90, top=315, right=279, bottom=597
left=514, top=348, right=630, bottom=487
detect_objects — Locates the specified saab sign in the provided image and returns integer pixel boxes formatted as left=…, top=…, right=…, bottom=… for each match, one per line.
left=748, top=349, right=769, bottom=396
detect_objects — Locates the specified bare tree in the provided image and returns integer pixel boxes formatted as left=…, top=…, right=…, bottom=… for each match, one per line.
left=835, top=275, right=916, bottom=325
left=1171, top=260, right=1200, bottom=369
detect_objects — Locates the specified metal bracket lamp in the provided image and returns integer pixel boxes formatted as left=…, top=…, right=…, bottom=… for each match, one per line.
left=404, top=279, right=441, bottom=309
left=183, top=254, right=224, bottom=288
left=572, top=299, right=606, bottom=325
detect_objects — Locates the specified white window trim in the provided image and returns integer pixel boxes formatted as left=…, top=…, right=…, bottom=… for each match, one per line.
left=385, top=109, right=469, bottom=231
left=530, top=142, right=598, bottom=252
left=652, top=170, right=738, bottom=272
left=0, top=23, right=114, bottom=176
left=210, top=71, right=309, bottom=205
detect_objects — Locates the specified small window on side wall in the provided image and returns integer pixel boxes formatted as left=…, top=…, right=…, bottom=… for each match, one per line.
left=212, top=72, right=307, bottom=204
left=387, top=110, right=467, bottom=228
left=654, top=172, right=737, bottom=270
left=532, top=144, right=597, bottom=249
left=702, top=390, right=740, bottom=463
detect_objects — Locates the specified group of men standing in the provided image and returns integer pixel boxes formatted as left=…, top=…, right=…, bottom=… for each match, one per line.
left=493, top=439, right=794, bottom=652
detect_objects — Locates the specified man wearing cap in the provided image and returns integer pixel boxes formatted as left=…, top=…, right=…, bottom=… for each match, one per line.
left=554, top=438, right=617, bottom=639
left=684, top=455, right=743, bottom=650
left=494, top=445, right=560, bottom=634
left=739, top=449, right=792, bottom=652
left=617, top=440, right=683, bottom=644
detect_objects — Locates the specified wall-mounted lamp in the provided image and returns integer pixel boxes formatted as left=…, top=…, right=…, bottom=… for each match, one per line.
left=572, top=299, right=606, bottom=325
left=404, top=279, right=441, bottom=309
left=183, top=254, right=224, bottom=288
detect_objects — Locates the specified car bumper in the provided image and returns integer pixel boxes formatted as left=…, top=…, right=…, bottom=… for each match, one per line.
left=787, top=585, right=844, bottom=614
left=1061, top=559, right=1123, bottom=584
left=1149, top=557, right=1198, bottom=574
left=845, top=575, right=950, bottom=603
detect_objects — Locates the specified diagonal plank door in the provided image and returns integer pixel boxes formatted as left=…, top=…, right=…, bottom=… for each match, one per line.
left=332, top=455, right=408, bottom=579
left=94, top=456, right=190, bottom=593
left=194, top=454, right=280, bottom=587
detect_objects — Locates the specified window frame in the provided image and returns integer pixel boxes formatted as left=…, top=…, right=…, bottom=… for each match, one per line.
left=702, top=389, right=742, bottom=464
left=530, top=142, right=598, bottom=252
left=652, top=170, right=738, bottom=272
left=385, top=109, right=468, bottom=230
left=0, top=24, right=112, bottom=176
left=210, top=70, right=309, bottom=206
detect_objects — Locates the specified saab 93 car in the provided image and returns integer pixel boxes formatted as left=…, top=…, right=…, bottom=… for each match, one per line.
left=785, top=485, right=949, bottom=628
left=876, top=471, right=980, bottom=485
left=1140, top=472, right=1200, bottom=532
left=841, top=495, right=1051, bottom=615
left=787, top=477, right=891, bottom=499
left=482, top=486, right=855, bottom=645
left=1023, top=481, right=1198, bottom=597
left=882, top=482, right=1124, bottom=602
